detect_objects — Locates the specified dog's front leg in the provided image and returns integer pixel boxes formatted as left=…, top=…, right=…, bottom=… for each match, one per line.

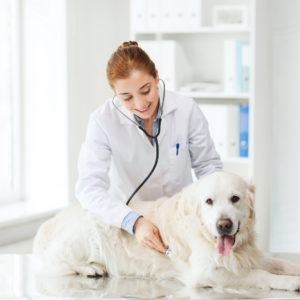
left=186, top=267, right=300, bottom=291
left=260, top=255, right=300, bottom=276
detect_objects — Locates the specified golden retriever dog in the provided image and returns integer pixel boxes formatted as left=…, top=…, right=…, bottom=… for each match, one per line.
left=33, top=172, right=300, bottom=290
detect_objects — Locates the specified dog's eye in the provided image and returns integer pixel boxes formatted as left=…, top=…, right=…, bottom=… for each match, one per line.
left=206, top=198, right=213, bottom=205
left=231, top=195, right=240, bottom=203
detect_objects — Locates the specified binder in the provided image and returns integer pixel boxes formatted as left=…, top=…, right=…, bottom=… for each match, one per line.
left=161, top=0, right=175, bottom=31
left=146, top=0, right=160, bottom=32
left=224, top=40, right=237, bottom=93
left=236, top=40, right=243, bottom=93
left=130, top=0, right=147, bottom=32
left=198, top=104, right=239, bottom=159
left=198, top=105, right=227, bottom=159
left=239, top=105, right=249, bottom=157
left=224, top=40, right=250, bottom=93
left=131, top=0, right=203, bottom=32
left=241, top=41, right=250, bottom=92
left=172, top=0, right=186, bottom=31
left=186, top=0, right=202, bottom=29
left=227, top=105, right=240, bottom=157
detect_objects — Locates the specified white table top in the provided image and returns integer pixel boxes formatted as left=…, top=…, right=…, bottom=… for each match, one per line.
left=1, top=253, right=300, bottom=299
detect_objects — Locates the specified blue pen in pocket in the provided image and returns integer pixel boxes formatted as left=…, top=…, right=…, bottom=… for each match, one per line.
left=176, top=143, right=180, bottom=156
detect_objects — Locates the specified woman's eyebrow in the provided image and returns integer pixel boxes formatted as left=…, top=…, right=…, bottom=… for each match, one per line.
left=139, top=82, right=150, bottom=90
left=119, top=82, right=150, bottom=95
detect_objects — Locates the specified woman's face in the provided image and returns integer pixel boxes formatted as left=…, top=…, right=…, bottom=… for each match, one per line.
left=113, top=70, right=160, bottom=121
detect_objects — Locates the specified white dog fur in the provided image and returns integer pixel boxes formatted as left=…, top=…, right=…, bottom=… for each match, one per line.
left=33, top=172, right=300, bottom=290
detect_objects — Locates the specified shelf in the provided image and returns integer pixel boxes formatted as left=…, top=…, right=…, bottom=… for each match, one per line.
left=222, top=157, right=249, bottom=164
left=178, top=91, right=250, bottom=104
left=178, top=91, right=250, bottom=99
left=134, top=27, right=251, bottom=35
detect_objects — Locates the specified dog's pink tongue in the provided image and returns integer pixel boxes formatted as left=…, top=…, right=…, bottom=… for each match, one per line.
left=217, top=235, right=234, bottom=256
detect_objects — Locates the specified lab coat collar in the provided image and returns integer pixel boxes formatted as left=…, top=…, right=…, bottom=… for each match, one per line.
left=113, top=97, right=137, bottom=126
left=157, top=82, right=177, bottom=117
left=114, top=82, right=177, bottom=126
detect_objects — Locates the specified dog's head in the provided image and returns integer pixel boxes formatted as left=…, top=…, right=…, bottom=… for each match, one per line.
left=179, top=171, right=255, bottom=256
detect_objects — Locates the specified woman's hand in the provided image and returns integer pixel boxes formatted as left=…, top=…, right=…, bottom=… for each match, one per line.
left=133, top=217, right=166, bottom=253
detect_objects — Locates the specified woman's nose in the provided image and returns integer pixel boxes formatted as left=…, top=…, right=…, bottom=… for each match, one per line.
left=134, top=98, right=148, bottom=110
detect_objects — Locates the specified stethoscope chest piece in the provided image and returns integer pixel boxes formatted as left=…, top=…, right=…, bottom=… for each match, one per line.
left=165, top=246, right=172, bottom=258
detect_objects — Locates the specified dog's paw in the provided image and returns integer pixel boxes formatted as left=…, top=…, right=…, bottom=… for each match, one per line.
left=74, top=262, right=107, bottom=277
left=286, top=264, right=300, bottom=276
left=270, top=275, right=300, bottom=291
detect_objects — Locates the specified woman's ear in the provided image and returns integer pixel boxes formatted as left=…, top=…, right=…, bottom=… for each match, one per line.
left=155, top=69, right=159, bottom=84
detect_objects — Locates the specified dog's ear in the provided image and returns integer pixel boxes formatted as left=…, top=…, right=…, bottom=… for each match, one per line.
left=244, top=178, right=256, bottom=221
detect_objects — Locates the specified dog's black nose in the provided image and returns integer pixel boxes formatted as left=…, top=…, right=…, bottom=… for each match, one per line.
left=216, top=219, right=232, bottom=235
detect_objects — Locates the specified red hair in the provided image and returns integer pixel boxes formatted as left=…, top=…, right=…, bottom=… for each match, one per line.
left=106, top=41, right=156, bottom=89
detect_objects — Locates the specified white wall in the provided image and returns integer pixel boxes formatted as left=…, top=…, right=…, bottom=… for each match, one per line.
left=251, top=0, right=272, bottom=252
left=20, top=0, right=130, bottom=207
left=22, top=0, right=68, bottom=208
left=14, top=0, right=131, bottom=211
left=270, top=0, right=300, bottom=252
left=66, top=0, right=130, bottom=202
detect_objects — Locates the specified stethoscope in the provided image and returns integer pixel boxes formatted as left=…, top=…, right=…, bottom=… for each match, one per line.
left=112, top=78, right=166, bottom=206
left=112, top=78, right=172, bottom=259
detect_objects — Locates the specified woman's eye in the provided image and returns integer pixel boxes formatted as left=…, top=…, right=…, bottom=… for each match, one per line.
left=206, top=198, right=213, bottom=205
left=142, top=89, right=150, bottom=95
left=124, top=88, right=150, bottom=100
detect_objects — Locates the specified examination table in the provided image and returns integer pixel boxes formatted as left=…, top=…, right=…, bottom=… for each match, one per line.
left=1, top=253, right=300, bottom=299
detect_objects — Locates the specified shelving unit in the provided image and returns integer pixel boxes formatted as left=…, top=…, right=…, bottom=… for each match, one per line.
left=130, top=1, right=273, bottom=252
left=134, top=27, right=251, bottom=34
left=130, top=0, right=272, bottom=252
left=178, top=92, right=250, bottom=105
left=178, top=92, right=250, bottom=99
left=222, top=157, right=249, bottom=164
left=130, top=0, right=253, bottom=179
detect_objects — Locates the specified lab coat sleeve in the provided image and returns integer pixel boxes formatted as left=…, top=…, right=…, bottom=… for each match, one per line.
left=75, top=114, right=133, bottom=228
left=121, top=211, right=143, bottom=235
left=188, top=100, right=223, bottom=179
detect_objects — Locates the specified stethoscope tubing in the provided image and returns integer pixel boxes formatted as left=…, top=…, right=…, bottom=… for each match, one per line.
left=126, top=118, right=161, bottom=205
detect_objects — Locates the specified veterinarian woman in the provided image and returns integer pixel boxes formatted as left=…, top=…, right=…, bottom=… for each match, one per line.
left=75, top=41, right=223, bottom=254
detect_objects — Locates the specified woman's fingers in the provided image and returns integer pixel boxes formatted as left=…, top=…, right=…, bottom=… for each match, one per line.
left=144, top=239, right=164, bottom=253
left=133, top=218, right=166, bottom=253
left=148, top=232, right=165, bottom=253
left=153, top=228, right=166, bottom=252
left=144, top=240, right=156, bottom=250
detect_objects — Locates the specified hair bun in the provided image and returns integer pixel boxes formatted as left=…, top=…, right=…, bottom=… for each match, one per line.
left=118, top=41, right=139, bottom=50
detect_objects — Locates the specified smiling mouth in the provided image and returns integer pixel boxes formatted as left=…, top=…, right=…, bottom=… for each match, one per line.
left=214, top=222, right=240, bottom=256
left=135, top=103, right=151, bottom=113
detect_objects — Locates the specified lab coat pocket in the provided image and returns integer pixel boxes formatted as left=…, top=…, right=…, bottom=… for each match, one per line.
left=169, top=143, right=191, bottom=184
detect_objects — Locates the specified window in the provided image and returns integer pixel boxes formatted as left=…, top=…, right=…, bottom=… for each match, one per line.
left=0, top=0, right=21, bottom=203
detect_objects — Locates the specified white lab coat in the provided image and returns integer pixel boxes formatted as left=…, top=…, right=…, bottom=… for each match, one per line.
left=75, top=83, right=223, bottom=228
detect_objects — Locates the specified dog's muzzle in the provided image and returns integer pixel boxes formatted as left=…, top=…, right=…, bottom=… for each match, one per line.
left=216, top=218, right=233, bottom=235
left=214, top=221, right=240, bottom=256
